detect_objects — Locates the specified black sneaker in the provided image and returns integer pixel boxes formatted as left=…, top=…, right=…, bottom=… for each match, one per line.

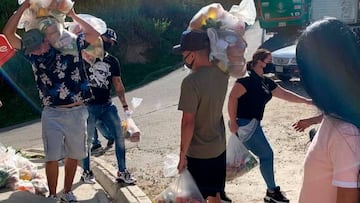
left=91, top=143, right=102, bottom=153
left=220, top=191, right=232, bottom=203
left=309, top=128, right=317, bottom=142
left=80, top=170, right=96, bottom=184
left=264, top=186, right=289, bottom=203
left=116, top=169, right=136, bottom=184
left=106, top=139, right=114, bottom=148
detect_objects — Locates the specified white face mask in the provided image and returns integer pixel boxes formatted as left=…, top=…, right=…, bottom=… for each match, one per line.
left=184, top=59, right=195, bottom=70
left=183, top=52, right=194, bottom=69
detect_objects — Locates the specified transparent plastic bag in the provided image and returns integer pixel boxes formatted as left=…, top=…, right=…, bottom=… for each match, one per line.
left=188, top=3, right=226, bottom=31
left=16, top=156, right=38, bottom=181
left=229, top=0, right=257, bottom=26
left=15, top=180, right=35, bottom=194
left=81, top=37, right=104, bottom=65
left=226, top=134, right=258, bottom=181
left=17, top=0, right=70, bottom=30
left=0, top=168, right=9, bottom=188
left=31, top=178, right=49, bottom=196
left=47, top=0, right=74, bottom=14
left=37, top=16, right=79, bottom=56
left=131, top=97, right=143, bottom=109
left=66, top=14, right=107, bottom=64
left=187, top=3, right=247, bottom=78
left=67, top=14, right=107, bottom=35
left=122, top=111, right=141, bottom=142
left=52, top=30, right=78, bottom=56
left=188, top=3, right=245, bottom=35
left=17, top=7, right=38, bottom=31
left=163, top=154, right=179, bottom=178
left=19, top=0, right=74, bottom=14
left=207, top=28, right=247, bottom=78
left=5, top=166, right=19, bottom=190
left=153, top=169, right=205, bottom=203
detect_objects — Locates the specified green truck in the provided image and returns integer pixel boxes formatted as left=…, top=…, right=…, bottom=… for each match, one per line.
left=256, top=0, right=360, bottom=80
left=256, top=0, right=360, bottom=41
left=255, top=0, right=311, bottom=35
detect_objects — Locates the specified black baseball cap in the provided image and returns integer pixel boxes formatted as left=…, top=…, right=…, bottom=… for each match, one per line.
left=172, top=30, right=210, bottom=54
left=22, top=29, right=44, bottom=54
left=102, top=28, right=118, bottom=45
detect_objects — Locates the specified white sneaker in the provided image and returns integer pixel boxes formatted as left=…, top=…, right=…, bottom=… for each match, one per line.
left=47, top=194, right=58, bottom=202
left=116, top=169, right=136, bottom=184
left=59, top=191, right=78, bottom=202
left=80, top=170, right=96, bottom=184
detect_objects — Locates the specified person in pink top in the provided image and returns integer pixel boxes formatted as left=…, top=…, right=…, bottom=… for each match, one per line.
left=296, top=18, right=360, bottom=203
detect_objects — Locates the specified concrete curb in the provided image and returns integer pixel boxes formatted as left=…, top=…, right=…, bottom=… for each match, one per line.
left=92, top=157, right=152, bottom=203
left=23, top=148, right=151, bottom=203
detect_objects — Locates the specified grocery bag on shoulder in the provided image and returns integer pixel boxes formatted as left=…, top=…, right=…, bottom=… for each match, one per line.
left=152, top=168, right=205, bottom=203
left=226, top=134, right=258, bottom=181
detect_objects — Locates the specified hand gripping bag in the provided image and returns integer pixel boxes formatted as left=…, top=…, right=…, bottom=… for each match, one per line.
left=153, top=169, right=205, bottom=203
left=226, top=134, right=258, bottom=181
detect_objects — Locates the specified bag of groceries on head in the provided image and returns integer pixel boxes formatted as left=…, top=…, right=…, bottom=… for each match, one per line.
left=226, top=134, right=258, bottom=181
left=152, top=168, right=205, bottom=203
left=17, top=0, right=74, bottom=31
left=187, top=3, right=248, bottom=78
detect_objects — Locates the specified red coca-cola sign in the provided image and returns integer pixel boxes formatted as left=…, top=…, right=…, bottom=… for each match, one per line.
left=0, top=34, right=16, bottom=67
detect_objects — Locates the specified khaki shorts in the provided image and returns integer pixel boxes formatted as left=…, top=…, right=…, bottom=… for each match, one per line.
left=42, top=106, right=88, bottom=161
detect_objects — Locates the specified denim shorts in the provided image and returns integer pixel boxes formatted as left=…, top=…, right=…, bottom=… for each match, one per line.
left=42, top=106, right=88, bottom=161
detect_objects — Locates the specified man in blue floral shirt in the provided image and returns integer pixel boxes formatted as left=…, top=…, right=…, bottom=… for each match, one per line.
left=3, top=0, right=100, bottom=202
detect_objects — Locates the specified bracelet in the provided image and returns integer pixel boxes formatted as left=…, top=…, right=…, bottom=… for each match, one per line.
left=122, top=104, right=128, bottom=108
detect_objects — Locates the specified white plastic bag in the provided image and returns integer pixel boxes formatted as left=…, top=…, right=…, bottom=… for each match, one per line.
left=131, top=97, right=143, bottom=109
left=163, top=154, right=179, bottom=178
left=17, top=0, right=71, bottom=30
left=153, top=169, right=205, bottom=203
left=37, top=16, right=79, bottom=56
left=187, top=3, right=248, bottom=78
left=207, top=28, right=247, bottom=78
left=67, top=14, right=107, bottom=35
left=226, top=134, right=258, bottom=181
left=229, top=0, right=257, bottom=26
left=122, top=111, right=141, bottom=142
left=31, top=178, right=49, bottom=196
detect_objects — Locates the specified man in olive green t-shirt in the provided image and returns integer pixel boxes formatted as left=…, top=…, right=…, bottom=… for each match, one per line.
left=173, top=30, right=229, bottom=203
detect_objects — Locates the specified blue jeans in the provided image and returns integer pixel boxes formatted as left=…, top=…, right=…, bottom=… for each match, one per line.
left=237, top=118, right=276, bottom=190
left=92, top=120, right=112, bottom=146
left=82, top=103, right=126, bottom=172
